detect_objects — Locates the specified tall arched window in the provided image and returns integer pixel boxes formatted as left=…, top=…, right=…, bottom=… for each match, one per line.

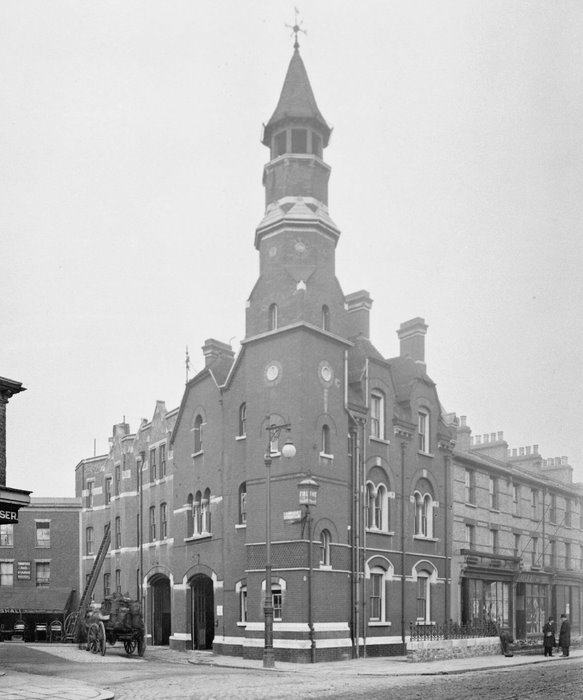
left=321, top=424, right=331, bottom=455
left=370, top=391, right=385, bottom=440
left=414, top=488, right=434, bottom=538
left=238, top=403, right=247, bottom=437
left=194, top=491, right=202, bottom=535
left=194, top=414, right=203, bottom=453
left=202, top=488, right=211, bottom=534
left=187, top=493, right=194, bottom=537
left=268, top=303, right=278, bottom=330
left=238, top=482, right=247, bottom=525
left=160, top=502, right=168, bottom=539
left=375, top=484, right=389, bottom=531
left=319, top=529, right=331, bottom=566
left=322, top=305, right=330, bottom=331
left=415, top=567, right=433, bottom=622
left=367, top=483, right=376, bottom=529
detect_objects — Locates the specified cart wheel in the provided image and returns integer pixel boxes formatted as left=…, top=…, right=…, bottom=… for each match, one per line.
left=137, top=632, right=145, bottom=657
left=88, top=622, right=106, bottom=656
left=124, top=639, right=137, bottom=655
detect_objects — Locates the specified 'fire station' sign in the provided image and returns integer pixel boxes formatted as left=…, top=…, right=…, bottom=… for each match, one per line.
left=0, top=503, right=20, bottom=524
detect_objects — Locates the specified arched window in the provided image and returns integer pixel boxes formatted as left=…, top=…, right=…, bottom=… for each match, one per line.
left=367, top=482, right=389, bottom=531
left=322, top=305, right=330, bottom=331
left=319, top=529, right=331, bottom=566
left=415, top=567, right=433, bottom=622
left=268, top=303, right=278, bottom=330
left=187, top=493, right=194, bottom=537
left=370, top=391, right=385, bottom=440
left=202, top=488, right=211, bottom=534
left=194, top=491, right=202, bottom=535
left=366, top=483, right=376, bottom=529
left=149, top=505, right=156, bottom=541
left=418, top=410, right=430, bottom=453
left=160, top=502, right=168, bottom=539
left=194, top=414, right=203, bottom=453
left=238, top=403, right=247, bottom=437
left=414, top=489, right=434, bottom=538
left=375, top=484, right=389, bottom=531
left=239, top=482, right=247, bottom=525
left=321, top=424, right=331, bottom=455
left=369, top=565, right=388, bottom=623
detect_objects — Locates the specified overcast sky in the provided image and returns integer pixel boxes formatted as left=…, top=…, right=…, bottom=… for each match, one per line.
left=2, top=1, right=583, bottom=497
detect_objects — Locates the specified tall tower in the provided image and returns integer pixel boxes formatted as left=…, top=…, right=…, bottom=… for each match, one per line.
left=245, top=47, right=346, bottom=339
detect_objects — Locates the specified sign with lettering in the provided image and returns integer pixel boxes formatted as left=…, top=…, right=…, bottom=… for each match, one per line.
left=0, top=503, right=20, bottom=524
left=283, top=510, right=302, bottom=524
left=17, top=561, right=31, bottom=580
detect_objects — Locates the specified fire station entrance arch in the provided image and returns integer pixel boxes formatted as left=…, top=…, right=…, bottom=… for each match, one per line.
left=189, top=574, right=214, bottom=650
left=149, top=575, right=171, bottom=646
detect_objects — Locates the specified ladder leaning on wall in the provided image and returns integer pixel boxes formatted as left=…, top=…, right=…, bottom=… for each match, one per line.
left=64, top=522, right=111, bottom=643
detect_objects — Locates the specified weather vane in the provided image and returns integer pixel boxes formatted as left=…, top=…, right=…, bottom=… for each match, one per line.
left=286, top=7, right=307, bottom=49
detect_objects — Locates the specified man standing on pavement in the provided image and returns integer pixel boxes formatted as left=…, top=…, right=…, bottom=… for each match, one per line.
left=558, top=613, right=570, bottom=657
left=542, top=616, right=556, bottom=657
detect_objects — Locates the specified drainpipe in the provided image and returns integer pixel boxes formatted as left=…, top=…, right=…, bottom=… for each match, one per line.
left=354, top=424, right=361, bottom=659
left=444, top=455, right=450, bottom=624
left=400, top=441, right=406, bottom=651
left=139, top=451, right=145, bottom=617
left=360, top=417, right=367, bottom=658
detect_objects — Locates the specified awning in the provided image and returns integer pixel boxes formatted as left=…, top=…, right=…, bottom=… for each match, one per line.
left=0, top=587, right=73, bottom=615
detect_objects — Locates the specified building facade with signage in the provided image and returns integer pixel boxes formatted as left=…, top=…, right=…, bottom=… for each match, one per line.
left=0, top=497, right=81, bottom=639
left=451, top=418, right=583, bottom=640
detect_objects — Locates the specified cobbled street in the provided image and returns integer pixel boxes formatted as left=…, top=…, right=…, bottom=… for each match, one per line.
left=1, top=643, right=582, bottom=700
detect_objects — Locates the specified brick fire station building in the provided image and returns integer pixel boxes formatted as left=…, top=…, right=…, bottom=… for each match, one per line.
left=76, top=46, right=582, bottom=662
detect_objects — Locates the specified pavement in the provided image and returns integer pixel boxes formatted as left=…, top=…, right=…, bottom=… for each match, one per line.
left=0, top=643, right=581, bottom=700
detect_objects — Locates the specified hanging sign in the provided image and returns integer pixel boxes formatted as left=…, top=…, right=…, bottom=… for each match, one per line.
left=0, top=503, right=20, bottom=524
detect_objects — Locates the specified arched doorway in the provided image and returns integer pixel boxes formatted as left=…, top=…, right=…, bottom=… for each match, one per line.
left=190, top=574, right=214, bottom=650
left=150, top=575, right=171, bottom=646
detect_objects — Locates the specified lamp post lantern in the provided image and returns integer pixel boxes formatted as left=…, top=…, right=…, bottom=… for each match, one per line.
left=298, top=476, right=319, bottom=663
left=263, top=420, right=296, bottom=668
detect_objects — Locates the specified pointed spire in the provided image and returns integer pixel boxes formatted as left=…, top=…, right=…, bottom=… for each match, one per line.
left=262, top=48, right=331, bottom=148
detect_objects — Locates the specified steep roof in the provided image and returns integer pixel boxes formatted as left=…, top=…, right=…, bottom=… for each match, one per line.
left=263, top=48, right=331, bottom=146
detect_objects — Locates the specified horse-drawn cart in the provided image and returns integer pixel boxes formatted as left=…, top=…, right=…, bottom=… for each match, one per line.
left=82, top=593, right=145, bottom=657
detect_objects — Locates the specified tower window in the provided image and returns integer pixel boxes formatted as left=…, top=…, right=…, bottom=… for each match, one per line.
left=194, top=414, right=203, bottom=453
left=311, top=132, right=322, bottom=158
left=268, top=303, right=278, bottom=331
left=321, top=424, right=331, bottom=455
left=322, top=305, right=330, bottom=331
left=291, top=128, right=307, bottom=153
left=273, top=131, right=287, bottom=157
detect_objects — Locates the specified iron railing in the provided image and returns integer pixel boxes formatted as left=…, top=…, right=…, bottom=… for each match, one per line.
left=409, top=619, right=499, bottom=641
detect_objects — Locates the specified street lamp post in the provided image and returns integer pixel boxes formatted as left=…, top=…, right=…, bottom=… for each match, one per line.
left=263, top=420, right=296, bottom=669
left=298, top=477, right=319, bottom=664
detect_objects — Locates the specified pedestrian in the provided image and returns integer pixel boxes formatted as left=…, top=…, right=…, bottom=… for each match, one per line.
left=542, top=616, right=556, bottom=657
left=558, top=613, right=570, bottom=657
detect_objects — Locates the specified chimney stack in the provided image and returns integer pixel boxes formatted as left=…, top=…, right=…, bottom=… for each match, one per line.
left=202, top=339, right=235, bottom=368
left=345, top=290, right=373, bottom=338
left=397, top=317, right=428, bottom=364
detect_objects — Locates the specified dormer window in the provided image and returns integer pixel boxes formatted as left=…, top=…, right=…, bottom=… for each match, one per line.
left=291, top=128, right=307, bottom=153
